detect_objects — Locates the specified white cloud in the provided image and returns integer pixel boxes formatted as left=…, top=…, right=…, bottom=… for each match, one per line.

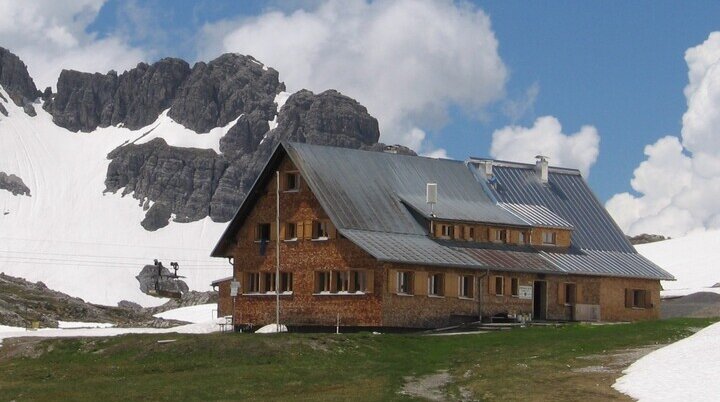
left=0, top=0, right=145, bottom=90
left=502, top=82, right=539, bottom=122
left=606, top=32, right=720, bottom=237
left=198, top=0, right=507, bottom=152
left=489, top=116, right=600, bottom=177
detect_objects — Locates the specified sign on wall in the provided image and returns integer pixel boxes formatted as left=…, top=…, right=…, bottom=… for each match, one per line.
left=518, top=285, right=533, bottom=300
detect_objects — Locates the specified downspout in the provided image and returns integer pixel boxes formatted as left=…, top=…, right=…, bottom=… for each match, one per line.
left=477, top=269, right=490, bottom=322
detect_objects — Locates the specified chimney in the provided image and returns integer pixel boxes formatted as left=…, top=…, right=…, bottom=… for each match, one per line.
left=535, top=155, right=549, bottom=183
left=426, top=183, right=437, bottom=216
left=477, top=160, right=493, bottom=179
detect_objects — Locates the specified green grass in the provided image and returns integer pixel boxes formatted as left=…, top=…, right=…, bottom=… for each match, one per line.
left=0, top=318, right=715, bottom=401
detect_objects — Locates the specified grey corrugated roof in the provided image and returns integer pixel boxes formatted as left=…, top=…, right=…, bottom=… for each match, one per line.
left=540, top=250, right=674, bottom=280
left=286, top=142, right=525, bottom=233
left=499, top=203, right=574, bottom=229
left=213, top=142, right=673, bottom=280
left=486, top=164, right=635, bottom=252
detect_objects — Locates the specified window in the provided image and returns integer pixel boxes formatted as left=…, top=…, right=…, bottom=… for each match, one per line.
left=564, top=283, right=576, bottom=304
left=494, top=229, right=507, bottom=243
left=397, top=271, right=413, bottom=294
left=284, top=172, right=300, bottom=191
left=441, top=224, right=454, bottom=239
left=511, top=278, right=519, bottom=297
left=518, top=232, right=528, bottom=245
left=428, top=273, right=444, bottom=296
left=468, top=227, right=475, bottom=241
left=626, top=289, right=651, bottom=309
left=246, top=272, right=260, bottom=293
left=542, top=231, right=557, bottom=245
left=335, top=271, right=349, bottom=292
left=316, top=272, right=331, bottom=293
left=460, top=275, right=474, bottom=298
left=284, top=222, right=297, bottom=240
left=256, top=223, right=271, bottom=241
left=263, top=273, right=276, bottom=293
left=312, top=220, right=329, bottom=240
left=280, top=272, right=293, bottom=293
left=350, top=270, right=367, bottom=293
left=494, top=276, right=504, bottom=296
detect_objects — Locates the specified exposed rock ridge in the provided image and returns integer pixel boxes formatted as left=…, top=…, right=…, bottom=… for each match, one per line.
left=105, top=89, right=384, bottom=226
left=0, top=47, right=40, bottom=115
left=44, top=54, right=285, bottom=133
left=0, top=172, right=31, bottom=196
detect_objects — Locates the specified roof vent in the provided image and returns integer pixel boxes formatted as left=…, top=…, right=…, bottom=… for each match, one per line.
left=426, top=183, right=437, bottom=216
left=535, top=155, right=549, bottom=183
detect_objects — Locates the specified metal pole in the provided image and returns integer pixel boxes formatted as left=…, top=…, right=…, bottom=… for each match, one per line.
left=276, top=170, right=281, bottom=333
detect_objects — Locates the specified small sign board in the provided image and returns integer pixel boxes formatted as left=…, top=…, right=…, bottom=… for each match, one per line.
left=230, top=280, right=240, bottom=297
left=518, top=285, right=533, bottom=300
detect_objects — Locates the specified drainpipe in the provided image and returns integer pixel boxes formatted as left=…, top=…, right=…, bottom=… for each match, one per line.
left=477, top=269, right=490, bottom=322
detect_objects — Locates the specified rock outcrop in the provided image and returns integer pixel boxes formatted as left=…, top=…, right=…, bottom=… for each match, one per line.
left=0, top=47, right=40, bottom=115
left=167, top=54, right=284, bottom=133
left=0, top=172, right=31, bottom=196
left=105, top=88, right=382, bottom=224
left=44, top=58, right=192, bottom=132
left=135, top=263, right=189, bottom=298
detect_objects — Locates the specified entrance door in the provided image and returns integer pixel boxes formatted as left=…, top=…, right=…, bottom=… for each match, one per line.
left=533, top=281, right=547, bottom=320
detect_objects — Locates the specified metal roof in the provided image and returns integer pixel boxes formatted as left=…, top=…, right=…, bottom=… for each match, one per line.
left=212, top=142, right=674, bottom=281
left=286, top=142, right=525, bottom=233
left=499, top=202, right=574, bottom=229
left=486, top=165, right=635, bottom=252
left=540, top=250, right=674, bottom=280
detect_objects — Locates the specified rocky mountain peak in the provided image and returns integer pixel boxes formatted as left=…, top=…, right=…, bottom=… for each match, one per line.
left=0, top=47, right=40, bottom=115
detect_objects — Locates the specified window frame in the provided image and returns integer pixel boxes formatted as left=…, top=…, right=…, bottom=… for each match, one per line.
left=459, top=275, right=474, bottom=299
left=284, top=222, right=297, bottom=241
left=542, top=231, right=557, bottom=245
left=255, top=223, right=271, bottom=242
left=441, top=224, right=455, bottom=239
left=311, top=220, right=329, bottom=240
left=494, top=229, right=507, bottom=243
left=315, top=271, right=332, bottom=293
left=350, top=270, right=367, bottom=293
left=246, top=272, right=260, bottom=294
left=511, top=277, right=519, bottom=297
left=494, top=276, right=504, bottom=296
left=428, top=273, right=444, bottom=297
left=397, top=271, right=414, bottom=295
left=283, top=171, right=300, bottom=192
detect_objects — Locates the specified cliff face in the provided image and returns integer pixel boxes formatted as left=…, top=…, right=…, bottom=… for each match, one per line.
left=0, top=47, right=40, bottom=115
left=1, top=46, right=413, bottom=230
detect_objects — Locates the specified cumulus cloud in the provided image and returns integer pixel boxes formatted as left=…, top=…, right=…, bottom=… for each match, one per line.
left=606, top=32, right=720, bottom=237
left=0, top=0, right=145, bottom=89
left=198, top=0, right=507, bottom=153
left=502, top=83, right=540, bottom=122
left=489, top=116, right=600, bottom=177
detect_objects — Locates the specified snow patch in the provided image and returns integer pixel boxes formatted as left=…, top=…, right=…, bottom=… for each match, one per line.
left=153, top=304, right=217, bottom=324
left=58, top=321, right=115, bottom=329
left=255, top=323, right=288, bottom=334
left=613, top=322, right=720, bottom=401
left=635, top=230, right=720, bottom=297
left=0, top=90, right=230, bottom=307
left=268, top=91, right=291, bottom=131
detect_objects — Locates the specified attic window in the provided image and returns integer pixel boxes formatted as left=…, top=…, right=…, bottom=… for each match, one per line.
left=256, top=223, right=271, bottom=241
left=468, top=227, right=475, bottom=241
left=312, top=220, right=329, bottom=240
left=441, top=224, right=454, bottom=239
left=494, top=229, right=507, bottom=243
left=542, top=231, right=557, bottom=245
left=518, top=231, right=529, bottom=245
left=284, top=172, right=300, bottom=191
left=284, top=222, right=297, bottom=240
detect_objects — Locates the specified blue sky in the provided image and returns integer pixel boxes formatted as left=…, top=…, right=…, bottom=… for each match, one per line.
left=5, top=0, right=720, bottom=236
left=81, top=1, right=720, bottom=202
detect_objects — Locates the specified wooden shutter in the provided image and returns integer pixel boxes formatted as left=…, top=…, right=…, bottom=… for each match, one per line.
left=644, top=290, right=652, bottom=308
left=505, top=277, right=513, bottom=296
left=454, top=225, right=461, bottom=239
left=488, top=275, right=496, bottom=295
left=557, top=282, right=566, bottom=304
left=463, top=226, right=471, bottom=240
left=304, top=220, right=313, bottom=239
left=414, top=271, right=428, bottom=295
left=625, top=289, right=632, bottom=308
left=576, top=283, right=582, bottom=303
left=445, top=273, right=459, bottom=297
left=433, top=222, right=442, bottom=237
left=327, top=220, right=337, bottom=239
left=365, top=270, right=374, bottom=293
left=295, top=221, right=304, bottom=239
left=279, top=222, right=286, bottom=240
left=388, top=270, right=398, bottom=293
left=270, top=222, right=277, bottom=241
